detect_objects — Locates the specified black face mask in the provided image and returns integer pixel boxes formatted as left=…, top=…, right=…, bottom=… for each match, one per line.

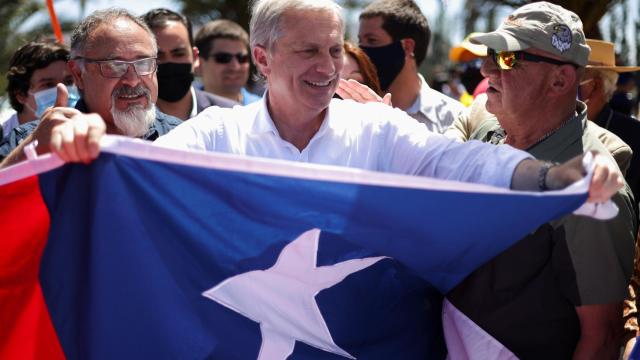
left=156, top=63, right=194, bottom=102
left=361, top=41, right=406, bottom=91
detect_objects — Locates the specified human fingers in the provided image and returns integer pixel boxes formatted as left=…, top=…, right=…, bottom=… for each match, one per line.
left=382, top=93, right=392, bottom=106
left=345, top=79, right=382, bottom=102
left=588, top=153, right=623, bottom=203
left=83, top=113, right=106, bottom=162
left=58, top=121, right=81, bottom=162
left=54, top=83, right=69, bottom=108
left=71, top=115, right=91, bottom=163
left=337, top=79, right=361, bottom=101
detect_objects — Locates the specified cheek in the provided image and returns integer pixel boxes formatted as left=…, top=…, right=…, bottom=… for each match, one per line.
left=146, top=77, right=158, bottom=99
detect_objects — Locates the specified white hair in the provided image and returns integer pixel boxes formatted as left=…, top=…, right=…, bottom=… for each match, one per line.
left=585, top=68, right=619, bottom=101
left=249, top=0, right=344, bottom=52
left=70, top=8, right=157, bottom=59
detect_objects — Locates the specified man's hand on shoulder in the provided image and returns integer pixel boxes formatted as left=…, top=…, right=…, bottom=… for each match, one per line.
left=336, top=79, right=392, bottom=106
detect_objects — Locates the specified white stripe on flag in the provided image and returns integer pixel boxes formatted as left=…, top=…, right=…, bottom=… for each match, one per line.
left=442, top=298, right=518, bottom=360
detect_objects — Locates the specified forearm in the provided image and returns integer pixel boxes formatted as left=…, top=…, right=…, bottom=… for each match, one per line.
left=572, top=328, right=622, bottom=360
left=511, top=157, right=586, bottom=192
left=573, top=303, right=624, bottom=360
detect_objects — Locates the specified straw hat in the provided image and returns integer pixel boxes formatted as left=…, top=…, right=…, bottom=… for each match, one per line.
left=449, top=32, right=488, bottom=63
left=586, top=39, right=640, bottom=72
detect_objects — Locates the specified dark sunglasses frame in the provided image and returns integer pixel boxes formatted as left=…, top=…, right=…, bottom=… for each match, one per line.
left=487, top=48, right=576, bottom=70
left=207, top=52, right=250, bottom=64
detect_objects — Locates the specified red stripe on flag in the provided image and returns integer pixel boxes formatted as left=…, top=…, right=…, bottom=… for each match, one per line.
left=0, top=175, right=65, bottom=359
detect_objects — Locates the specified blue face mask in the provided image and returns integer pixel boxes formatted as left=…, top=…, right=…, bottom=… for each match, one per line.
left=29, top=85, right=80, bottom=118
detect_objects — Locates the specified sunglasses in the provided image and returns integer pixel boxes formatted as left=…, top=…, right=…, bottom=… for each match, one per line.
left=208, top=52, right=250, bottom=64
left=74, top=57, right=157, bottom=78
left=487, top=48, right=575, bottom=70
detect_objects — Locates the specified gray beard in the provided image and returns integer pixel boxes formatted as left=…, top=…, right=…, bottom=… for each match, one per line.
left=110, top=100, right=156, bottom=138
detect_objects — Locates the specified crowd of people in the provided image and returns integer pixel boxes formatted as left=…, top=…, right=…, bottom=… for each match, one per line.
left=1, top=0, right=639, bottom=358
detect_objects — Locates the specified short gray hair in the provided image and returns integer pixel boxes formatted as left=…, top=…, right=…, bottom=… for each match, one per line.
left=249, top=0, right=344, bottom=52
left=585, top=68, right=619, bottom=101
left=70, top=8, right=157, bottom=58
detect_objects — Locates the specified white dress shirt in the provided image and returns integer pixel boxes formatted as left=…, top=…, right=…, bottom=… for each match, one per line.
left=406, top=74, right=466, bottom=134
left=155, top=95, right=531, bottom=189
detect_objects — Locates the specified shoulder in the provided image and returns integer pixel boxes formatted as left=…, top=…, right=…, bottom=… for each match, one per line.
left=586, top=121, right=632, bottom=174
left=329, top=98, right=421, bottom=130
left=0, top=120, right=40, bottom=158
left=190, top=101, right=260, bottom=131
left=420, top=82, right=466, bottom=115
left=194, top=89, right=239, bottom=110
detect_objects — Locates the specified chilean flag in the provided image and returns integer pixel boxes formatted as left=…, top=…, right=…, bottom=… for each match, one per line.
left=0, top=136, right=590, bottom=359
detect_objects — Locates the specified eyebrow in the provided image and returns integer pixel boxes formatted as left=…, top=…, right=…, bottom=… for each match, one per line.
left=169, top=47, right=189, bottom=53
left=34, top=77, right=59, bottom=84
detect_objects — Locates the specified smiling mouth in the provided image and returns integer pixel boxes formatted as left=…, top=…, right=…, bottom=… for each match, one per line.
left=304, top=79, right=333, bottom=88
left=118, top=93, right=144, bottom=100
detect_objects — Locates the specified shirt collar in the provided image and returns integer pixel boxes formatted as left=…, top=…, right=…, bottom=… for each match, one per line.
left=526, top=101, right=587, bottom=158
left=189, top=87, right=198, bottom=118
left=251, top=91, right=279, bottom=135
left=250, top=90, right=332, bottom=142
left=405, top=73, right=438, bottom=125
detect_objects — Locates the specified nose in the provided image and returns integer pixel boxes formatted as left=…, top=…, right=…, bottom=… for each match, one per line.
left=316, top=51, right=337, bottom=76
left=228, top=57, right=242, bottom=69
left=119, top=63, right=141, bottom=86
left=480, top=56, right=498, bottom=78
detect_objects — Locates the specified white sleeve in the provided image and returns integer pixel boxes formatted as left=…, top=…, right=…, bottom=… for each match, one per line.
left=380, top=110, right=533, bottom=188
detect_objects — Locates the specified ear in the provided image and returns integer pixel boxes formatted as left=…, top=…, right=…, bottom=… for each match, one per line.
left=401, top=38, right=416, bottom=59
left=68, top=60, right=85, bottom=91
left=549, top=64, right=578, bottom=96
left=192, top=46, right=200, bottom=70
left=15, top=89, right=29, bottom=106
left=579, top=77, right=599, bottom=102
left=253, top=45, right=270, bottom=77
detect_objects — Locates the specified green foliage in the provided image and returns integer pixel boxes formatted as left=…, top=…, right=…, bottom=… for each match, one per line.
left=0, top=0, right=43, bottom=96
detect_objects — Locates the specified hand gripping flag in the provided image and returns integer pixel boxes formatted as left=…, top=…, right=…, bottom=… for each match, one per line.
left=0, top=135, right=592, bottom=359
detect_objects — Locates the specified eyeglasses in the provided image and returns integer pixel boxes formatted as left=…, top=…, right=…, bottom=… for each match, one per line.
left=208, top=52, right=250, bottom=64
left=74, top=57, right=157, bottom=78
left=487, top=48, right=576, bottom=70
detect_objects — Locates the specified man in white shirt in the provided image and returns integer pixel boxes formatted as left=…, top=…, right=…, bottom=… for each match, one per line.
left=0, top=0, right=623, bottom=203
left=358, top=0, right=465, bottom=133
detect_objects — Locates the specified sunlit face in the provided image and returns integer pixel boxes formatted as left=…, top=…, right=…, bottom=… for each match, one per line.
left=17, top=60, right=74, bottom=117
left=70, top=18, right=158, bottom=127
left=257, top=9, right=343, bottom=117
left=358, top=16, right=393, bottom=48
left=339, top=53, right=364, bottom=83
left=200, top=38, right=250, bottom=96
left=481, top=48, right=553, bottom=120
left=155, top=20, right=196, bottom=66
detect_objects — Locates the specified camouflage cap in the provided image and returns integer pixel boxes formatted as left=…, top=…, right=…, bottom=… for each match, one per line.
left=469, top=1, right=590, bottom=66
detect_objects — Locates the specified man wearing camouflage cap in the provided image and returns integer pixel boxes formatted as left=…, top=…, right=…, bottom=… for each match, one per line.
left=445, top=2, right=636, bottom=358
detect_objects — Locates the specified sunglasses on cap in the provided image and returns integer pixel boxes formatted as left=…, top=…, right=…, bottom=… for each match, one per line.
left=207, top=52, right=250, bottom=64
left=487, top=48, right=576, bottom=70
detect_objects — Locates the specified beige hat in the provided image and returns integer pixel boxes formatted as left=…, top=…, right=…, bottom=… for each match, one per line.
left=586, top=39, right=640, bottom=72
left=449, top=32, right=488, bottom=63
left=469, top=1, right=590, bottom=66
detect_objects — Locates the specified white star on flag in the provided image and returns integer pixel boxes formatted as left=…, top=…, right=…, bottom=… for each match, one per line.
left=203, top=228, right=386, bottom=360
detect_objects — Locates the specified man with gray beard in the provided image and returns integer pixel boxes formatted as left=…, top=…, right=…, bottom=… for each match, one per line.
left=0, top=8, right=180, bottom=164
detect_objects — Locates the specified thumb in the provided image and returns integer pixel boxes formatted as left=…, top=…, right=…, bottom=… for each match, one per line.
left=54, top=83, right=69, bottom=108
left=382, top=93, right=392, bottom=106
